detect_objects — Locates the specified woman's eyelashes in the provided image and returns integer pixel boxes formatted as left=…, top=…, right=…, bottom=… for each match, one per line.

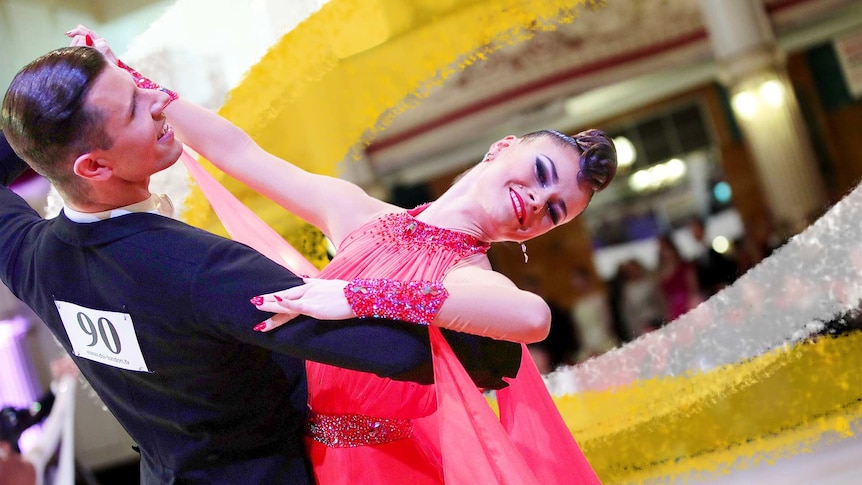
left=535, top=158, right=561, bottom=224
left=547, top=204, right=560, bottom=225
left=535, top=158, right=549, bottom=186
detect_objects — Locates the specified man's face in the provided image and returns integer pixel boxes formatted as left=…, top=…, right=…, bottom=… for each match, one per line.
left=83, top=63, right=183, bottom=185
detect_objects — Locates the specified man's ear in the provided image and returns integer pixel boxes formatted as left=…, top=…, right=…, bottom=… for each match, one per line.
left=73, top=153, right=112, bottom=181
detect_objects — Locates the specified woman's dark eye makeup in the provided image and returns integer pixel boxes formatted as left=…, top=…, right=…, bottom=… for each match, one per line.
left=535, top=157, right=560, bottom=224
left=535, top=158, right=549, bottom=186
left=127, top=88, right=138, bottom=121
left=548, top=205, right=560, bottom=225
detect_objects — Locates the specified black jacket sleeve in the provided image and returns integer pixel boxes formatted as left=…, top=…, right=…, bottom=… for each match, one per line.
left=443, top=331, right=521, bottom=389
left=191, top=237, right=520, bottom=387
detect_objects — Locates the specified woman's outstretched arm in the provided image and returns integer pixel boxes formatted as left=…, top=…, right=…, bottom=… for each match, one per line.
left=65, top=25, right=391, bottom=245
left=164, top=99, right=390, bottom=245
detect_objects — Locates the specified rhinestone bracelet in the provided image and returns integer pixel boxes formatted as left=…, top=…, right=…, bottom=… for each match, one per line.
left=116, top=59, right=179, bottom=102
left=344, top=278, right=448, bottom=325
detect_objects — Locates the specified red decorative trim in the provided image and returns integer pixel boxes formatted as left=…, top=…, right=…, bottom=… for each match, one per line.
left=764, top=0, right=818, bottom=14
left=367, top=0, right=822, bottom=155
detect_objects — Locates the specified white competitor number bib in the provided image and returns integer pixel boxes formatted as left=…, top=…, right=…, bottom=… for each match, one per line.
left=55, top=300, right=150, bottom=372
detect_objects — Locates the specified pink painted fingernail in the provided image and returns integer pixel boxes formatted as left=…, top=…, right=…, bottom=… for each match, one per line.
left=253, top=322, right=267, bottom=332
left=274, top=295, right=283, bottom=302
left=85, top=34, right=94, bottom=46
left=250, top=296, right=264, bottom=306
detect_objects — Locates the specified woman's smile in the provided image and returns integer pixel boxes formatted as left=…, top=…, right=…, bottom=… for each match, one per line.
left=509, top=187, right=526, bottom=225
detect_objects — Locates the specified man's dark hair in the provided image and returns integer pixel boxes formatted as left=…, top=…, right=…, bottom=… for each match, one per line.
left=1, top=46, right=112, bottom=200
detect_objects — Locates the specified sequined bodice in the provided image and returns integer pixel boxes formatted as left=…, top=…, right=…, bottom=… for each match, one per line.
left=367, top=212, right=490, bottom=259
left=308, top=210, right=489, bottom=418
left=319, top=211, right=489, bottom=283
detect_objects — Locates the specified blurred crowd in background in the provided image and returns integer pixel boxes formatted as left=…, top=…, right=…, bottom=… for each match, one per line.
left=526, top=216, right=800, bottom=374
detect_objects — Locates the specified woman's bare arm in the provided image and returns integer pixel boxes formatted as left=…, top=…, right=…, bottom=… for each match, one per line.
left=253, top=261, right=552, bottom=343
left=165, top=99, right=392, bottom=244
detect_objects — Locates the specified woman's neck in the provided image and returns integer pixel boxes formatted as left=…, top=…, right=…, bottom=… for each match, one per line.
left=414, top=190, right=486, bottom=241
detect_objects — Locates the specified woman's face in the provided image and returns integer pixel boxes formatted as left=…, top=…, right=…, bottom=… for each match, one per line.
left=471, top=135, right=592, bottom=243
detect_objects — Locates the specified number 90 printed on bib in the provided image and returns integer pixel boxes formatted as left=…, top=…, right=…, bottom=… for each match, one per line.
left=55, top=300, right=150, bottom=372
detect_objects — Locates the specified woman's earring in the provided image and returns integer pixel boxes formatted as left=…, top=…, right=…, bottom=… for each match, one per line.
left=521, top=243, right=529, bottom=263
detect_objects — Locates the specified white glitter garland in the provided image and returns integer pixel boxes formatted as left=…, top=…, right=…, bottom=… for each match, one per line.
left=546, top=182, right=862, bottom=396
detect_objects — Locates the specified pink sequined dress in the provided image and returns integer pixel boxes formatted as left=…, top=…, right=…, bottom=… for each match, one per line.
left=305, top=208, right=601, bottom=484
left=306, top=209, right=489, bottom=483
left=185, top=153, right=600, bottom=484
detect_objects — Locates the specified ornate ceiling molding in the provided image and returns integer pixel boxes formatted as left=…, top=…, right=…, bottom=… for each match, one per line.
left=367, top=0, right=862, bottom=181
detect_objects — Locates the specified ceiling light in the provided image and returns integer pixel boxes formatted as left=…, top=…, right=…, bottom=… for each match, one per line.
left=731, top=90, right=758, bottom=119
left=613, top=136, right=636, bottom=168
left=759, top=79, right=785, bottom=108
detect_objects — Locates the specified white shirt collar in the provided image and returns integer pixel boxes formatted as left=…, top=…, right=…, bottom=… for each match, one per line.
left=63, top=193, right=175, bottom=223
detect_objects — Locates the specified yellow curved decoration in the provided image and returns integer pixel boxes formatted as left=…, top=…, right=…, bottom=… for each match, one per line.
left=181, top=0, right=588, bottom=268
left=561, top=331, right=862, bottom=482
left=178, top=0, right=862, bottom=482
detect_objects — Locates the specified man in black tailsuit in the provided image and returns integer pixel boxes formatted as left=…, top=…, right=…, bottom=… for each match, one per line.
left=0, top=46, right=517, bottom=484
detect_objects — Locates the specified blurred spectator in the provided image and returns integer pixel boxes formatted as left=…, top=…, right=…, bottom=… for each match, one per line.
left=657, top=235, right=703, bottom=322
left=688, top=218, right=737, bottom=297
left=618, top=259, right=666, bottom=338
left=568, top=267, right=618, bottom=362
left=0, top=441, right=36, bottom=485
left=1, top=356, right=78, bottom=454
left=733, top=234, right=765, bottom=276
left=0, top=394, right=54, bottom=455
left=605, top=265, right=630, bottom=342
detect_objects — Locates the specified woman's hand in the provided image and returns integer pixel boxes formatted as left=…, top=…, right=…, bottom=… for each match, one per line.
left=251, top=278, right=354, bottom=332
left=65, top=24, right=119, bottom=64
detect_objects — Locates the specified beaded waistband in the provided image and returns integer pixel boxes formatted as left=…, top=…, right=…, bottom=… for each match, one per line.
left=307, top=411, right=414, bottom=448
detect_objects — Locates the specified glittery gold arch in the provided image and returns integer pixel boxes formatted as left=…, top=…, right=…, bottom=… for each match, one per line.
left=561, top=332, right=862, bottom=483
left=182, top=0, right=587, bottom=269
left=178, top=0, right=862, bottom=482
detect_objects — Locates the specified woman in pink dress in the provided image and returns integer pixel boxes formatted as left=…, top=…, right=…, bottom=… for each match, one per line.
left=171, top=114, right=615, bottom=484
left=242, top=128, right=616, bottom=484
left=75, top=26, right=616, bottom=483
left=194, top=126, right=612, bottom=482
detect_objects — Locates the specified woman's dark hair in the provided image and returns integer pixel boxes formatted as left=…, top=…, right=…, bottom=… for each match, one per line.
left=521, top=129, right=617, bottom=192
left=0, top=47, right=111, bottom=199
